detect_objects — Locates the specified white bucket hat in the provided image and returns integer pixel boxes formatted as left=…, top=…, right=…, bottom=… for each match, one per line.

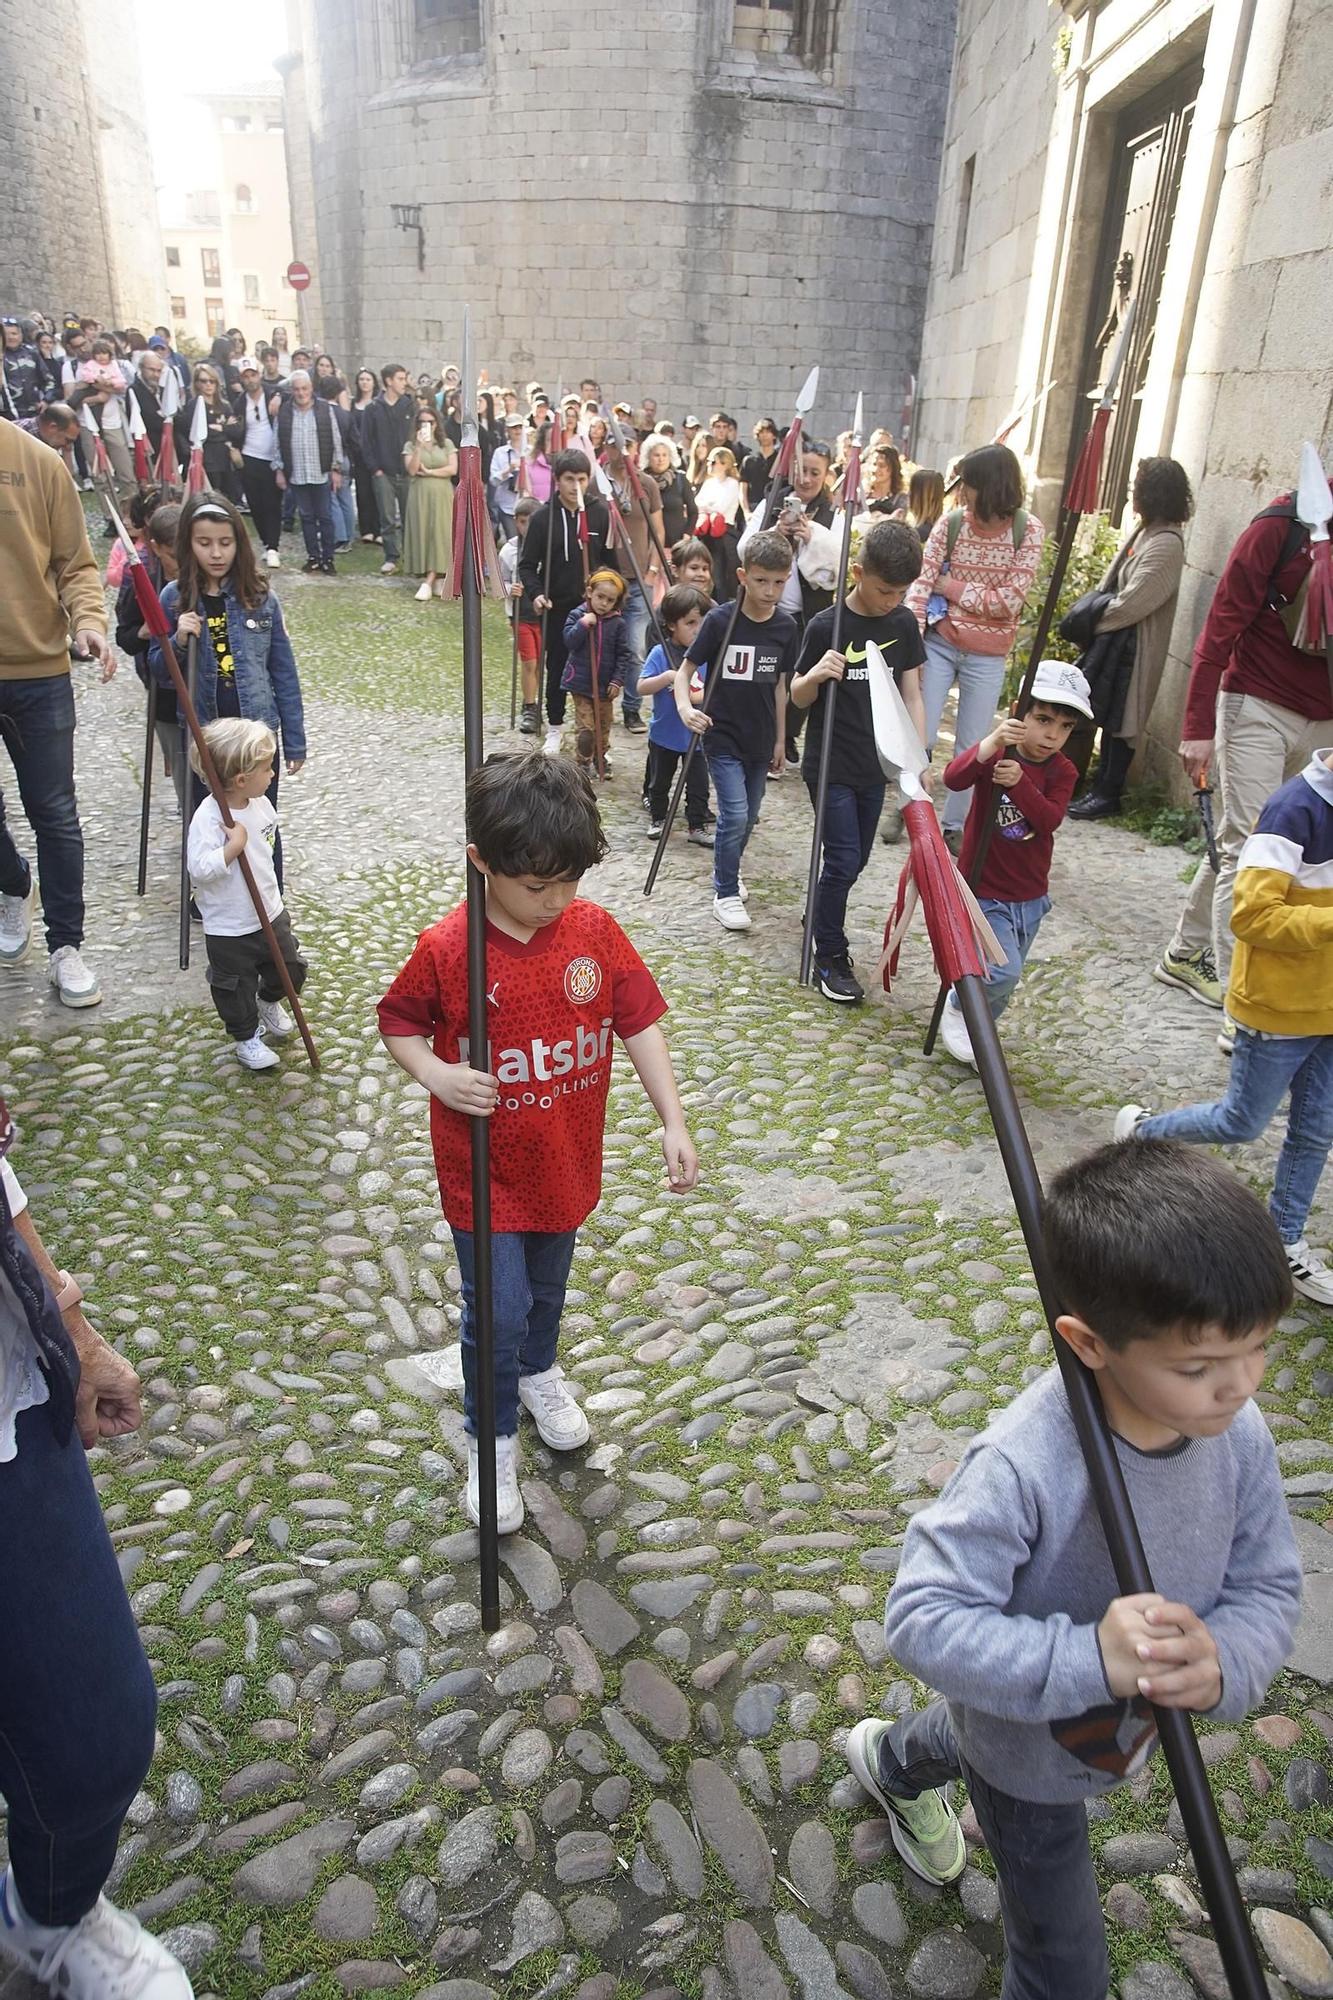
left=1029, top=658, right=1094, bottom=720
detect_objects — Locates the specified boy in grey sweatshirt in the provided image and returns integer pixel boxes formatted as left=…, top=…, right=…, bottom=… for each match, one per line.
left=849, top=1140, right=1302, bottom=2000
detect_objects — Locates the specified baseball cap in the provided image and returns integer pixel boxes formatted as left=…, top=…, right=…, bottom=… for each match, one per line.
left=237, top=356, right=260, bottom=373
left=684, top=414, right=700, bottom=427
left=505, top=415, right=525, bottom=430
left=147, top=334, right=169, bottom=350
left=1029, top=658, right=1094, bottom=720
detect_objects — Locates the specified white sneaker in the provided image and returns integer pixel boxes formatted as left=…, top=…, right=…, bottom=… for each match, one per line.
left=713, top=895, right=751, bottom=931
left=47, top=946, right=102, bottom=1008
left=518, top=1365, right=590, bottom=1449
left=0, top=886, right=34, bottom=964
left=463, top=1435, right=524, bottom=1534
left=0, top=1873, right=194, bottom=1998
left=543, top=726, right=563, bottom=758
left=414, top=581, right=432, bottom=601
left=235, top=1034, right=280, bottom=1071
left=1285, top=1239, right=1333, bottom=1307
left=380, top=561, right=398, bottom=576
left=257, top=998, right=294, bottom=1038
left=264, top=548, right=280, bottom=569
left=938, top=1000, right=976, bottom=1066
left=1114, top=1103, right=1150, bottom=1142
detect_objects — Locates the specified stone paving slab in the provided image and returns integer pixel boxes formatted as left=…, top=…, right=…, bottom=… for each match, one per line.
left=0, top=541, right=1329, bottom=2000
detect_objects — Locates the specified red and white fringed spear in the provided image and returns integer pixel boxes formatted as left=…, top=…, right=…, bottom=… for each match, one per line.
left=866, top=645, right=1271, bottom=2000
left=127, top=387, right=153, bottom=487
left=1295, top=443, right=1333, bottom=690
left=79, top=399, right=113, bottom=484
left=186, top=391, right=210, bottom=495
left=157, top=364, right=181, bottom=490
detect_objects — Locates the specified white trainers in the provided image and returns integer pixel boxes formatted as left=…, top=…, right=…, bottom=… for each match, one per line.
left=264, top=548, right=280, bottom=569
left=713, top=895, right=751, bottom=931
left=938, top=1000, right=976, bottom=1066
left=518, top=1365, right=590, bottom=1449
left=235, top=1034, right=280, bottom=1071
left=380, top=560, right=398, bottom=575
left=0, top=886, right=34, bottom=965
left=463, top=1435, right=524, bottom=1534
left=1115, top=1103, right=1150, bottom=1142
left=543, top=726, right=563, bottom=758
left=47, top=946, right=102, bottom=1008
left=1285, top=1239, right=1333, bottom=1307
left=414, top=580, right=433, bottom=601
left=0, top=1873, right=195, bottom=1998
left=257, top=998, right=294, bottom=1038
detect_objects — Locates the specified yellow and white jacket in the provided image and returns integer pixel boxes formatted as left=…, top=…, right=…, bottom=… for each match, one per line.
left=1228, top=751, right=1333, bottom=1038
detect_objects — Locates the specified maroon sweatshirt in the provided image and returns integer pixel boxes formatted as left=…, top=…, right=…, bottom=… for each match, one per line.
left=1182, top=496, right=1329, bottom=739
left=945, top=743, right=1076, bottom=903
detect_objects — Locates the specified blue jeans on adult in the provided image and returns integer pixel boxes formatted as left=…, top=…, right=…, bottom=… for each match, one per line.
left=877, top=1698, right=1108, bottom=2000
left=0, top=673, right=85, bottom=953
left=451, top=1228, right=579, bottom=1436
left=293, top=481, right=337, bottom=564
left=1138, top=1028, right=1333, bottom=1243
left=0, top=1406, right=159, bottom=1925
left=947, top=893, right=1051, bottom=1025
left=619, top=582, right=648, bottom=720
left=331, top=475, right=357, bottom=546
left=803, top=777, right=884, bottom=961
left=706, top=749, right=768, bottom=900
left=922, top=633, right=1009, bottom=833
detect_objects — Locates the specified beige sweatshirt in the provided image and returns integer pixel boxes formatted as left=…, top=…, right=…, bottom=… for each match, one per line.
left=0, top=422, right=106, bottom=680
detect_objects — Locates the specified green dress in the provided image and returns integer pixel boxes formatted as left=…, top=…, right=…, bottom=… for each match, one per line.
left=402, top=446, right=455, bottom=579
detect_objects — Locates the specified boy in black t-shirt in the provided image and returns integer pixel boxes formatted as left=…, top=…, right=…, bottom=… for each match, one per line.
left=790, top=518, right=927, bottom=1001
left=676, top=530, right=799, bottom=932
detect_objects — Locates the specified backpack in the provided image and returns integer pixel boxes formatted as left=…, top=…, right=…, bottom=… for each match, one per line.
left=1254, top=499, right=1318, bottom=655
left=927, top=507, right=1029, bottom=627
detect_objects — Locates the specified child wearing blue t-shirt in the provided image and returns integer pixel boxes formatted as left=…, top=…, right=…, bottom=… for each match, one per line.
left=640, top=584, right=713, bottom=842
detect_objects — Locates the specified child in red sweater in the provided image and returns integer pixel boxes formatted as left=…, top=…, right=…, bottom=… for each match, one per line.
left=377, top=750, right=698, bottom=1534
left=937, top=658, right=1093, bottom=1065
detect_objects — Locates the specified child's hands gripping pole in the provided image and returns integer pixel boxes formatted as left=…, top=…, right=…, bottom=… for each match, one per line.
left=1099, top=1593, right=1222, bottom=1711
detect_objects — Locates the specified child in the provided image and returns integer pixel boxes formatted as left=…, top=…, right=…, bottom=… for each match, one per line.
left=852, top=1138, right=1300, bottom=2000
left=694, top=445, right=744, bottom=601
left=562, top=569, right=633, bottom=778
left=151, top=491, right=307, bottom=890
left=671, top=536, right=716, bottom=595
left=1117, top=746, right=1333, bottom=1305
left=934, top=658, right=1092, bottom=1065
left=105, top=484, right=162, bottom=591
left=377, top=750, right=699, bottom=1533
left=518, top=450, right=610, bottom=754
left=640, top=584, right=713, bottom=844
left=676, top=529, right=799, bottom=932
left=500, top=494, right=543, bottom=734
left=186, top=718, right=308, bottom=1073
left=116, top=499, right=183, bottom=807
left=790, top=518, right=928, bottom=1003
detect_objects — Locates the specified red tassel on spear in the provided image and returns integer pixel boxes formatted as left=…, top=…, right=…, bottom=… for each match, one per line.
left=1295, top=441, right=1333, bottom=666
left=157, top=364, right=181, bottom=490
left=127, top=390, right=153, bottom=486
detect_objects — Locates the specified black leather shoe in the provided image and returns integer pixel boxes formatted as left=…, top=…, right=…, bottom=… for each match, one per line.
left=1067, top=791, right=1122, bottom=820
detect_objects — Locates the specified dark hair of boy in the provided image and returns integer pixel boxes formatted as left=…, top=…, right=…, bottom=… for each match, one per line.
left=380, top=363, right=407, bottom=387
left=467, top=750, right=609, bottom=880
left=175, top=492, right=267, bottom=612
left=658, top=583, right=713, bottom=632
left=741, top=529, right=796, bottom=574
left=514, top=495, right=538, bottom=520
left=127, top=486, right=164, bottom=534
left=956, top=442, right=1025, bottom=522
left=1043, top=1138, right=1293, bottom=1349
left=671, top=536, right=712, bottom=571
left=552, top=447, right=592, bottom=482
left=1132, top=455, right=1193, bottom=524
left=859, top=517, right=923, bottom=587
left=148, top=501, right=182, bottom=548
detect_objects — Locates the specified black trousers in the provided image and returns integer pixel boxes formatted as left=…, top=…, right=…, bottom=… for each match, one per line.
left=241, top=457, right=283, bottom=553
left=647, top=742, right=710, bottom=829
left=543, top=600, right=580, bottom=725
left=204, top=907, right=307, bottom=1040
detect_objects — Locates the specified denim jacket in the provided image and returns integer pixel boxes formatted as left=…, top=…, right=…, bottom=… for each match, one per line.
left=149, top=579, right=307, bottom=764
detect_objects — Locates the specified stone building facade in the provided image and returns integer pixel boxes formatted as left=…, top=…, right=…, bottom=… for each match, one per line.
left=0, top=1, right=164, bottom=327
left=913, top=0, right=1333, bottom=787
left=277, top=0, right=956, bottom=434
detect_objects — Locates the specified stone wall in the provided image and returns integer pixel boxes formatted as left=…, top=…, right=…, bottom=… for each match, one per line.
left=83, top=9, right=169, bottom=328
left=281, top=0, right=956, bottom=437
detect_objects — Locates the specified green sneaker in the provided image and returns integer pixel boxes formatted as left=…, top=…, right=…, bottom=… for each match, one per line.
left=845, top=1718, right=967, bottom=1884
left=1152, top=946, right=1222, bottom=1009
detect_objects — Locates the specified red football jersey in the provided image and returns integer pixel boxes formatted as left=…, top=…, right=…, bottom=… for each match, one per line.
left=377, top=898, right=667, bottom=1232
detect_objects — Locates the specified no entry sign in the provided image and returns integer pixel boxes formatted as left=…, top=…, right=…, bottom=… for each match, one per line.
left=287, top=261, right=312, bottom=292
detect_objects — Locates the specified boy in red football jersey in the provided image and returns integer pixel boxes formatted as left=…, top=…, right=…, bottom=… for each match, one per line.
left=378, top=750, right=699, bottom=1534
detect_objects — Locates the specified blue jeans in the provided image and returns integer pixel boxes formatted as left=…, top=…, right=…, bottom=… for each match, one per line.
left=922, top=634, right=1009, bottom=832
left=803, top=777, right=884, bottom=960
left=878, top=1699, right=1108, bottom=2000
left=0, top=1406, right=158, bottom=1925
left=293, top=481, right=337, bottom=564
left=706, top=749, right=768, bottom=900
left=1139, top=1028, right=1333, bottom=1243
left=331, top=476, right=356, bottom=546
left=451, top=1228, right=579, bottom=1436
left=0, top=673, right=85, bottom=953
left=619, top=583, right=647, bottom=719
left=948, top=894, right=1051, bottom=1023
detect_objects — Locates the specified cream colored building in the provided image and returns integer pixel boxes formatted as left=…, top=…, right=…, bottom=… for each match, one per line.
left=159, top=84, right=299, bottom=351
left=914, top=0, right=1333, bottom=788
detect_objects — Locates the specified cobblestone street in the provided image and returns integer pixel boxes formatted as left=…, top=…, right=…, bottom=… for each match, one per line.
left=1, top=543, right=1330, bottom=2000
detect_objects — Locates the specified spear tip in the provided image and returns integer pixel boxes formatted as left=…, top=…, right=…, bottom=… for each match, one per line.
left=852, top=390, right=864, bottom=443
left=796, top=364, right=819, bottom=417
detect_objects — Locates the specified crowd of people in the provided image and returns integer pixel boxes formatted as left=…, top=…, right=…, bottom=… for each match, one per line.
left=1, top=300, right=1332, bottom=2000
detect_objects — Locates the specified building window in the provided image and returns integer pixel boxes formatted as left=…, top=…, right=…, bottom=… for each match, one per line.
left=165, top=244, right=181, bottom=268
left=235, top=183, right=254, bottom=213
left=733, top=0, right=837, bottom=68
left=170, top=296, right=187, bottom=320
left=243, top=273, right=261, bottom=305
left=204, top=297, right=225, bottom=335
left=223, top=114, right=251, bottom=132
left=265, top=116, right=283, bottom=131
left=953, top=154, right=976, bottom=274
left=201, top=247, right=221, bottom=285
left=415, top=0, right=481, bottom=63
